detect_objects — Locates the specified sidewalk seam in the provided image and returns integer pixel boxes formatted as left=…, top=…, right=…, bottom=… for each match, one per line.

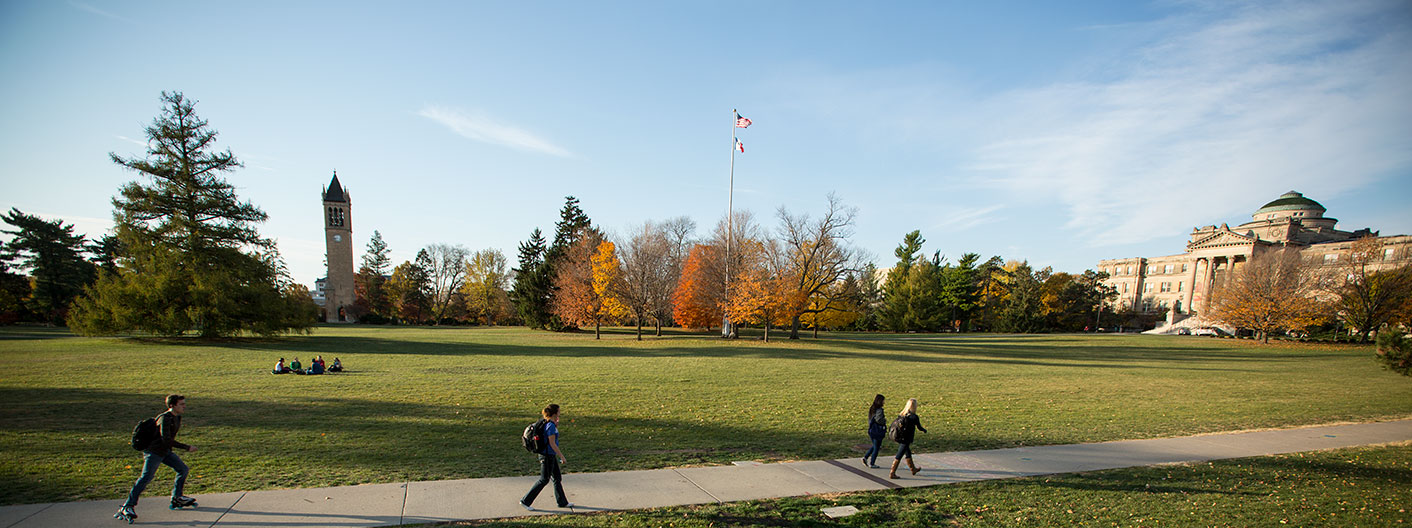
left=208, top=491, right=244, bottom=527
left=3, top=503, right=51, bottom=528
left=399, top=482, right=408, bottom=526
left=673, top=469, right=722, bottom=504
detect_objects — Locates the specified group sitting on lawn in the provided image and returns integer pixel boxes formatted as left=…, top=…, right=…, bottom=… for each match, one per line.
left=272, top=356, right=341, bottom=375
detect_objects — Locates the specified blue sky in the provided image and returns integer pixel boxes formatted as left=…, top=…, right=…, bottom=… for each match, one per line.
left=3, top=1, right=1410, bottom=287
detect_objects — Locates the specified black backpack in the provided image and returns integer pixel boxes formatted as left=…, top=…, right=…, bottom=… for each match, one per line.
left=886, top=415, right=905, bottom=443
left=131, top=417, right=158, bottom=451
left=521, top=419, right=547, bottom=453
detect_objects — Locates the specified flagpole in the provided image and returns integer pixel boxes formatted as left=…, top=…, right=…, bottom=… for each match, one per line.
left=723, top=109, right=737, bottom=338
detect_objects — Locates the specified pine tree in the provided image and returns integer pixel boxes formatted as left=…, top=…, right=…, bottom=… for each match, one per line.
left=68, top=91, right=313, bottom=337
left=510, top=228, right=553, bottom=328
left=0, top=209, right=96, bottom=323
left=355, top=230, right=392, bottom=319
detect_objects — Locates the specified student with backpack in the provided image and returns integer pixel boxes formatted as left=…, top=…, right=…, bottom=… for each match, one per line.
left=887, top=398, right=928, bottom=479
left=863, top=394, right=887, bottom=468
left=115, top=394, right=198, bottom=523
left=519, top=403, right=573, bottom=511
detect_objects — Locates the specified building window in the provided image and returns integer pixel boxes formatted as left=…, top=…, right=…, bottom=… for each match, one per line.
left=1181, top=263, right=1189, bottom=273
left=1386, top=248, right=1397, bottom=261
left=1178, top=281, right=1184, bottom=292
left=1144, top=283, right=1153, bottom=293
left=1324, top=254, right=1338, bottom=264
left=1163, top=264, right=1174, bottom=274
left=1125, top=266, right=1131, bottom=275
left=1122, top=283, right=1128, bottom=293
left=1160, top=282, right=1171, bottom=292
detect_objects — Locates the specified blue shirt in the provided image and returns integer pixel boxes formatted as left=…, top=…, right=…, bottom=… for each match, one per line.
left=541, top=421, right=559, bottom=454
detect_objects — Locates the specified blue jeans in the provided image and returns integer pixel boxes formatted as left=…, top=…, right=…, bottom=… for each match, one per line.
left=521, top=454, right=567, bottom=507
left=123, top=450, right=188, bottom=508
left=894, top=442, right=913, bottom=460
left=864, top=435, right=883, bottom=464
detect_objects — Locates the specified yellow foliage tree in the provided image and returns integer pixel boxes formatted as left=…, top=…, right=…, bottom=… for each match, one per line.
left=1210, top=248, right=1330, bottom=343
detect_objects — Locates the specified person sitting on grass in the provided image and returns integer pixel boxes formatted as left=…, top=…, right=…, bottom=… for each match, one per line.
left=328, top=358, right=343, bottom=372
left=290, top=357, right=304, bottom=375
left=307, top=358, right=325, bottom=375
left=272, top=358, right=290, bottom=374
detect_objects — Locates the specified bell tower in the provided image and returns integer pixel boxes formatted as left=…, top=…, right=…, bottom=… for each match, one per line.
left=322, top=171, right=356, bottom=322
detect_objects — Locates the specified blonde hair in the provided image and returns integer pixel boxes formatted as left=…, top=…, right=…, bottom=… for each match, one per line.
left=899, top=398, right=918, bottom=416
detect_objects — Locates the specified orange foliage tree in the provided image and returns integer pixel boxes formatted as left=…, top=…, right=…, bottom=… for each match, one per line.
left=551, top=234, right=622, bottom=338
left=673, top=244, right=722, bottom=330
left=724, top=240, right=790, bottom=342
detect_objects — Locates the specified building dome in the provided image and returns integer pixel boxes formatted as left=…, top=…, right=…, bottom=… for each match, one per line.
left=1254, top=191, right=1325, bottom=216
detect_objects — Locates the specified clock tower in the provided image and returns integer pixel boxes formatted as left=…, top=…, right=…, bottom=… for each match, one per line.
left=322, top=172, right=356, bottom=322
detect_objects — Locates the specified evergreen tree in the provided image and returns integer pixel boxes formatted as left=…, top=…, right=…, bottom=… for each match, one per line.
left=938, top=253, right=980, bottom=331
left=0, top=209, right=95, bottom=323
left=355, top=230, right=392, bottom=320
left=881, top=230, right=924, bottom=331
left=510, top=228, right=554, bottom=329
left=68, top=91, right=312, bottom=337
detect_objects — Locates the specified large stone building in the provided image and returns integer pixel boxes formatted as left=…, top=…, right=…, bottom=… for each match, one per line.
left=1098, top=191, right=1411, bottom=317
left=321, top=172, right=357, bottom=322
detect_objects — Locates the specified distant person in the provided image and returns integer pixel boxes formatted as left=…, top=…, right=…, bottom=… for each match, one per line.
left=116, top=394, right=198, bottom=523
left=290, top=357, right=303, bottom=375
left=328, top=358, right=343, bottom=372
left=272, top=358, right=289, bottom=374
left=307, top=358, right=324, bottom=375
left=889, top=398, right=927, bottom=479
left=863, top=394, right=886, bottom=468
left=520, top=403, right=573, bottom=511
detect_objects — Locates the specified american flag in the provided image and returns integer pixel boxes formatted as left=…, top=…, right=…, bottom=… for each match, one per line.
left=735, top=114, right=752, bottom=128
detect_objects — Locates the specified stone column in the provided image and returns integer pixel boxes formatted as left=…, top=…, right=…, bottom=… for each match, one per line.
left=1184, top=258, right=1199, bottom=314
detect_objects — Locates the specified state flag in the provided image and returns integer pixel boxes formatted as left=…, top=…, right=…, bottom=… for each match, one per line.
left=735, top=138, right=744, bottom=153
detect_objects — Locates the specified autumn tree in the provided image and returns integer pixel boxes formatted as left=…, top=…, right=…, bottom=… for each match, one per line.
left=775, top=194, right=862, bottom=339
left=461, top=248, right=512, bottom=325
left=69, top=92, right=312, bottom=337
left=724, top=239, right=790, bottom=341
left=388, top=251, right=432, bottom=324
left=612, top=222, right=676, bottom=340
left=1209, top=249, right=1330, bottom=343
left=715, top=211, right=764, bottom=338
left=423, top=243, right=469, bottom=323
left=551, top=233, right=620, bottom=337
left=673, top=244, right=722, bottom=330
left=1329, top=236, right=1412, bottom=342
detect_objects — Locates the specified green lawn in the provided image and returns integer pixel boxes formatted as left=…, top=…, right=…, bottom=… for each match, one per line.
left=442, top=442, right=1412, bottom=527
left=0, top=325, right=1407, bottom=506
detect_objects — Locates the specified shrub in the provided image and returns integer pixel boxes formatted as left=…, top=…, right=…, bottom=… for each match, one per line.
left=1374, top=332, right=1412, bottom=376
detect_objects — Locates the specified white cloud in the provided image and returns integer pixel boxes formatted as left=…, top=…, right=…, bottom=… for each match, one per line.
left=968, top=0, right=1412, bottom=246
left=115, top=135, right=147, bottom=148
left=417, top=106, right=571, bottom=157
left=69, top=1, right=132, bottom=23
left=930, top=204, right=1003, bottom=231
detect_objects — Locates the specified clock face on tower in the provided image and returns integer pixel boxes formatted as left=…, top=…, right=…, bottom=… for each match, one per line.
left=333, top=235, right=342, bottom=243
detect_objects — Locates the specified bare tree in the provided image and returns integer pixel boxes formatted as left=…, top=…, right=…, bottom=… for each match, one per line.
left=423, top=243, right=469, bottom=323
left=1210, top=248, right=1330, bottom=343
left=710, top=211, right=764, bottom=338
left=611, top=222, right=675, bottom=340
left=776, top=193, right=863, bottom=339
left=1330, top=236, right=1412, bottom=342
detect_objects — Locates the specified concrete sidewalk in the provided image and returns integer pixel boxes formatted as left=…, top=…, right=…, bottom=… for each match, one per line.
left=3, top=419, right=1408, bottom=527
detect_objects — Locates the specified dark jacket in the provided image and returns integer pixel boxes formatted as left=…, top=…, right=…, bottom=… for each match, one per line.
left=896, top=413, right=927, bottom=444
left=149, top=410, right=190, bottom=455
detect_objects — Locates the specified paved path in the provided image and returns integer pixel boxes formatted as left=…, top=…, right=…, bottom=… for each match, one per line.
left=3, top=420, right=1409, bottom=527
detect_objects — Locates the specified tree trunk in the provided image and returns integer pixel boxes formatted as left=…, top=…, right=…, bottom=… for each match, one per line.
left=636, top=315, right=643, bottom=341
left=813, top=325, right=819, bottom=338
left=594, top=317, right=600, bottom=340
left=789, top=315, right=801, bottom=339
left=764, top=321, right=770, bottom=342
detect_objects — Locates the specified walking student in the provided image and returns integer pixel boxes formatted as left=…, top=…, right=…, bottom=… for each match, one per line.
left=116, top=394, right=198, bottom=523
left=863, top=394, right=886, bottom=468
left=519, top=403, right=573, bottom=511
left=889, top=398, right=928, bottom=479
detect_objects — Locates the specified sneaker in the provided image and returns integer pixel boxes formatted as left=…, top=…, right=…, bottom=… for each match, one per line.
left=558, top=502, right=575, bottom=509
left=114, top=506, right=136, bottom=523
left=519, top=501, right=535, bottom=512
left=861, top=457, right=868, bottom=467
left=170, top=496, right=197, bottom=509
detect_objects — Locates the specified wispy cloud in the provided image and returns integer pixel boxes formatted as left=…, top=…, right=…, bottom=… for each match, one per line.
left=969, top=0, right=1412, bottom=246
left=931, top=204, right=1004, bottom=231
left=418, top=106, right=571, bottom=157
left=115, top=135, right=146, bottom=148
left=69, top=1, right=132, bottom=23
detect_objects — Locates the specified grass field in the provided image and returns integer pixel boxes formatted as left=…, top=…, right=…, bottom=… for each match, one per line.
left=439, top=442, right=1412, bottom=527
left=0, top=325, right=1407, bottom=506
